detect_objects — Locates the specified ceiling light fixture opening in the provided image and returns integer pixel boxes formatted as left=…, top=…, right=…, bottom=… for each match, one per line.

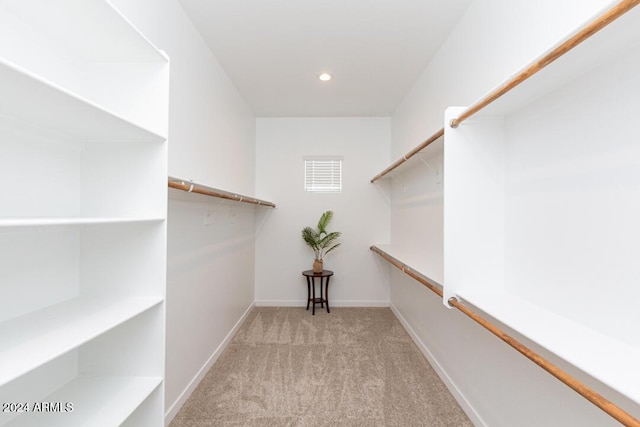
left=318, top=72, right=332, bottom=82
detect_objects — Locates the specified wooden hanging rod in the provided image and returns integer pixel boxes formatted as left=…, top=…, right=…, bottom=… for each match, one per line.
left=369, top=245, right=640, bottom=427
left=447, top=297, right=640, bottom=427
left=369, top=246, right=443, bottom=297
left=449, top=0, right=640, bottom=128
left=370, top=127, right=444, bottom=183
left=168, top=177, right=276, bottom=208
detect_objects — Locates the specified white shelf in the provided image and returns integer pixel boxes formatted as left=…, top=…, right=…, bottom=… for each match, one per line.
left=0, top=1, right=168, bottom=423
left=0, top=58, right=165, bottom=142
left=474, top=1, right=640, bottom=118
left=0, top=0, right=167, bottom=63
left=373, top=244, right=442, bottom=289
left=0, top=297, right=163, bottom=387
left=5, top=375, right=162, bottom=427
left=457, top=290, right=640, bottom=405
left=0, top=217, right=164, bottom=228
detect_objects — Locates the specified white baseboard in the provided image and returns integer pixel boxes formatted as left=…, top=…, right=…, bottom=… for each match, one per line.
left=331, top=300, right=389, bottom=307
left=254, top=299, right=305, bottom=307
left=164, top=302, right=255, bottom=425
left=255, top=299, right=389, bottom=307
left=389, top=303, right=486, bottom=427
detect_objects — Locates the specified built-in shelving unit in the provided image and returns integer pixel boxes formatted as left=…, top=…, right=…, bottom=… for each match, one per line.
left=0, top=297, right=163, bottom=387
left=374, top=1, right=640, bottom=424
left=6, top=376, right=163, bottom=427
left=0, top=1, right=169, bottom=425
left=0, top=218, right=164, bottom=228
left=0, top=58, right=165, bottom=143
left=168, top=176, right=276, bottom=207
left=457, top=291, right=640, bottom=405
left=443, top=0, right=640, bottom=412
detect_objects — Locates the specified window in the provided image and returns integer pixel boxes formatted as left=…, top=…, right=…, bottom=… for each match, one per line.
left=304, top=156, right=343, bottom=193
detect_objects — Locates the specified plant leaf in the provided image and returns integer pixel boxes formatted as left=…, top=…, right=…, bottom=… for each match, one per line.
left=302, top=211, right=340, bottom=260
left=324, top=242, right=341, bottom=256
left=317, top=210, right=333, bottom=234
left=301, top=227, right=320, bottom=250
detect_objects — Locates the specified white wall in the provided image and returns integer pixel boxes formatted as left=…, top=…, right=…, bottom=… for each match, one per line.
left=255, top=118, right=391, bottom=307
left=503, top=50, right=640, bottom=346
left=390, top=0, right=632, bottom=426
left=392, top=0, right=613, bottom=159
left=107, top=0, right=257, bottom=424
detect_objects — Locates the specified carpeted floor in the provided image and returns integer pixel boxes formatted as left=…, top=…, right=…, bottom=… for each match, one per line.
left=170, top=307, right=473, bottom=426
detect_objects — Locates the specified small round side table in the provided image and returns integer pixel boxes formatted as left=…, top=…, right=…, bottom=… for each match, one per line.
left=301, top=270, right=334, bottom=315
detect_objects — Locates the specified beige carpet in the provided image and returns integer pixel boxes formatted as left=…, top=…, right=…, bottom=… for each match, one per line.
left=170, top=307, right=473, bottom=426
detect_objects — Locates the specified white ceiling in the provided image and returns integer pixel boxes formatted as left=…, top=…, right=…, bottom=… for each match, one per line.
left=177, top=0, right=472, bottom=117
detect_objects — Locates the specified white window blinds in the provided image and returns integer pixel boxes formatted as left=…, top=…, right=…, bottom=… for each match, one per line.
left=304, top=156, right=343, bottom=193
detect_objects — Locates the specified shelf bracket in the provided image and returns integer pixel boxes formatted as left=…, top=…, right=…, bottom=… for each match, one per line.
left=418, top=155, right=441, bottom=184
left=389, top=175, right=406, bottom=193
left=417, top=155, right=435, bottom=173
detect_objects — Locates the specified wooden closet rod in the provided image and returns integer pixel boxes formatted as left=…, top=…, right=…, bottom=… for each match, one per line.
left=369, top=246, right=443, bottom=297
left=370, top=127, right=444, bottom=183
left=369, top=245, right=640, bottom=427
left=168, top=178, right=276, bottom=208
left=449, top=0, right=640, bottom=129
left=447, top=297, right=640, bottom=427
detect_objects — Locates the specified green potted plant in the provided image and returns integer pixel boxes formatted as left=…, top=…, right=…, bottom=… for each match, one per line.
left=301, top=210, right=341, bottom=273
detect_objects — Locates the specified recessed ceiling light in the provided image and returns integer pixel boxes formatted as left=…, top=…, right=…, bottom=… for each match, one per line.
left=318, top=73, right=332, bottom=82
